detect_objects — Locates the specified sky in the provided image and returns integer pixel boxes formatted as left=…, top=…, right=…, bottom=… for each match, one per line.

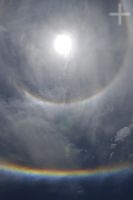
left=0, top=0, right=133, bottom=199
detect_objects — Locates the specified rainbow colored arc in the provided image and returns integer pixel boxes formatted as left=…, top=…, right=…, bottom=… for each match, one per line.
left=0, top=163, right=132, bottom=179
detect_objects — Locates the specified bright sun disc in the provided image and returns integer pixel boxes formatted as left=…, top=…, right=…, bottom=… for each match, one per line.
left=54, top=34, right=73, bottom=58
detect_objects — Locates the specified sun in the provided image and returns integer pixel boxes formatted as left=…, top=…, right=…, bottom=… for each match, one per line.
left=54, top=33, right=73, bottom=58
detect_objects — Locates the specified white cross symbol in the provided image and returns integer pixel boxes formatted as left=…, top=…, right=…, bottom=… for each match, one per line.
left=109, top=3, right=130, bottom=25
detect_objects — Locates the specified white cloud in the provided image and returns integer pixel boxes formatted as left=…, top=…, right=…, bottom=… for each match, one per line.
left=115, top=127, right=131, bottom=142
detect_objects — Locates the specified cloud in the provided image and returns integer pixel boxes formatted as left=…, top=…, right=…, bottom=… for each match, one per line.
left=110, top=118, right=133, bottom=163
left=0, top=0, right=132, bottom=170
left=0, top=100, right=80, bottom=169
left=115, top=127, right=131, bottom=142
left=114, top=117, right=133, bottom=143
left=0, top=26, right=6, bottom=32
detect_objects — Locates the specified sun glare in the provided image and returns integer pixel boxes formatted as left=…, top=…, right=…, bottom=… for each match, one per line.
left=54, top=34, right=73, bottom=58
